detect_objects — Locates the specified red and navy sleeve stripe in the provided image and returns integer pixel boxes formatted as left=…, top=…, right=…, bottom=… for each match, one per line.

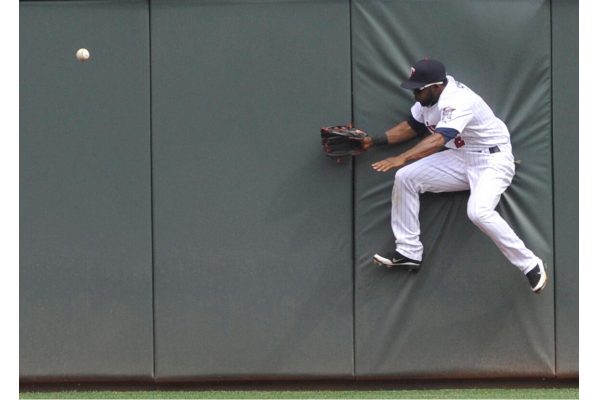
left=435, top=127, right=459, bottom=143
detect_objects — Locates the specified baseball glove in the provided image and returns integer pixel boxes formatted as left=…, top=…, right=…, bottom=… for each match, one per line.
left=320, top=124, right=367, bottom=157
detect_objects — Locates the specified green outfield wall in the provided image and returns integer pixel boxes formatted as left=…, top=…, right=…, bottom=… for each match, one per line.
left=20, top=0, right=578, bottom=382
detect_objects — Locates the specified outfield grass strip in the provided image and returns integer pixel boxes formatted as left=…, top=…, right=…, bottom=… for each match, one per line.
left=19, top=387, right=578, bottom=399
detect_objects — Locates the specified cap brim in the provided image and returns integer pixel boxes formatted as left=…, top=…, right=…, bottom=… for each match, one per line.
left=400, top=80, right=426, bottom=90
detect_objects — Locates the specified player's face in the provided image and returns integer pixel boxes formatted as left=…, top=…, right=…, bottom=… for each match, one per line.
left=413, top=86, right=437, bottom=107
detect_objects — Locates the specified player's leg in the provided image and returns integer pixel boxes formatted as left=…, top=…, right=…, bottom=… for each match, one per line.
left=374, top=150, right=469, bottom=267
left=465, top=151, right=547, bottom=292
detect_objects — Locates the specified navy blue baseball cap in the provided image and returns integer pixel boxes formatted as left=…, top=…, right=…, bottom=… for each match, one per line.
left=400, top=59, right=447, bottom=90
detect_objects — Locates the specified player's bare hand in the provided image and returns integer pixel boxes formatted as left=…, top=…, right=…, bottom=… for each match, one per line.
left=372, top=156, right=405, bottom=172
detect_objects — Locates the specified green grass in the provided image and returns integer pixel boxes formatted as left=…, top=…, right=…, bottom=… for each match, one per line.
left=19, top=388, right=578, bottom=399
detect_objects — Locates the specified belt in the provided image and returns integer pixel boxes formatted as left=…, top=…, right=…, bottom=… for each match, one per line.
left=489, top=146, right=500, bottom=153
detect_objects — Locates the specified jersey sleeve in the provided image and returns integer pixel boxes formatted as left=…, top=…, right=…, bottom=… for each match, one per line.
left=434, top=127, right=459, bottom=142
left=410, top=102, right=425, bottom=123
left=435, top=104, right=473, bottom=133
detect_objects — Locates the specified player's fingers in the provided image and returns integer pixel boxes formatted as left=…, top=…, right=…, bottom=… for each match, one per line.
left=371, top=160, right=390, bottom=172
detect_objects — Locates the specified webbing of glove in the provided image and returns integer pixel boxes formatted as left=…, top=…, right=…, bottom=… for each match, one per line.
left=320, top=125, right=366, bottom=157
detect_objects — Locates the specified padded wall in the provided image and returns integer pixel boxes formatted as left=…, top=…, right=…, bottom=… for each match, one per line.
left=20, top=0, right=578, bottom=382
left=150, top=0, right=354, bottom=380
left=552, top=0, right=579, bottom=378
left=352, top=0, right=555, bottom=378
left=20, top=1, right=153, bottom=380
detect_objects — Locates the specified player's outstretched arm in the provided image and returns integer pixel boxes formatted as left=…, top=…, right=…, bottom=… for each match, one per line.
left=362, top=121, right=418, bottom=150
left=372, top=132, right=445, bottom=172
left=386, top=121, right=420, bottom=144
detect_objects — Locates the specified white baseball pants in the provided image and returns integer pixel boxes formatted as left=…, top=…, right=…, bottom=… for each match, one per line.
left=391, top=146, right=538, bottom=273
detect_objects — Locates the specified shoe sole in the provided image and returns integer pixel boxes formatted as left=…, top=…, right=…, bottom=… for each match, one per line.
left=532, top=260, right=548, bottom=294
left=372, top=256, right=420, bottom=272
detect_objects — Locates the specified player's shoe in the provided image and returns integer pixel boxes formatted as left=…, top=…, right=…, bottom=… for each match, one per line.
left=526, top=258, right=548, bottom=294
left=373, top=250, right=421, bottom=270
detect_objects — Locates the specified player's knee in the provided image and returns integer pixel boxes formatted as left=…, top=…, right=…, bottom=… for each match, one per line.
left=467, top=204, right=494, bottom=227
left=395, top=167, right=414, bottom=189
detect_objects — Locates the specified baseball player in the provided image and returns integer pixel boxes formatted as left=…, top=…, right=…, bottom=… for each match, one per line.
left=363, top=58, right=547, bottom=293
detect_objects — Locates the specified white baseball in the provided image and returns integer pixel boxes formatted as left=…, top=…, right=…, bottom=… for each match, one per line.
left=76, top=48, right=90, bottom=62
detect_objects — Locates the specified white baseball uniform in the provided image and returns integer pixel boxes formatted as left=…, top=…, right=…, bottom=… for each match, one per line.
left=391, top=76, right=539, bottom=273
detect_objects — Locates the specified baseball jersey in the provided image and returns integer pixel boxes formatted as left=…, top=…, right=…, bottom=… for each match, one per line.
left=410, top=76, right=511, bottom=149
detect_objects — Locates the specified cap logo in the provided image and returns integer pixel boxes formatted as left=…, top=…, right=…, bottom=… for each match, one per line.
left=410, top=67, right=416, bottom=77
